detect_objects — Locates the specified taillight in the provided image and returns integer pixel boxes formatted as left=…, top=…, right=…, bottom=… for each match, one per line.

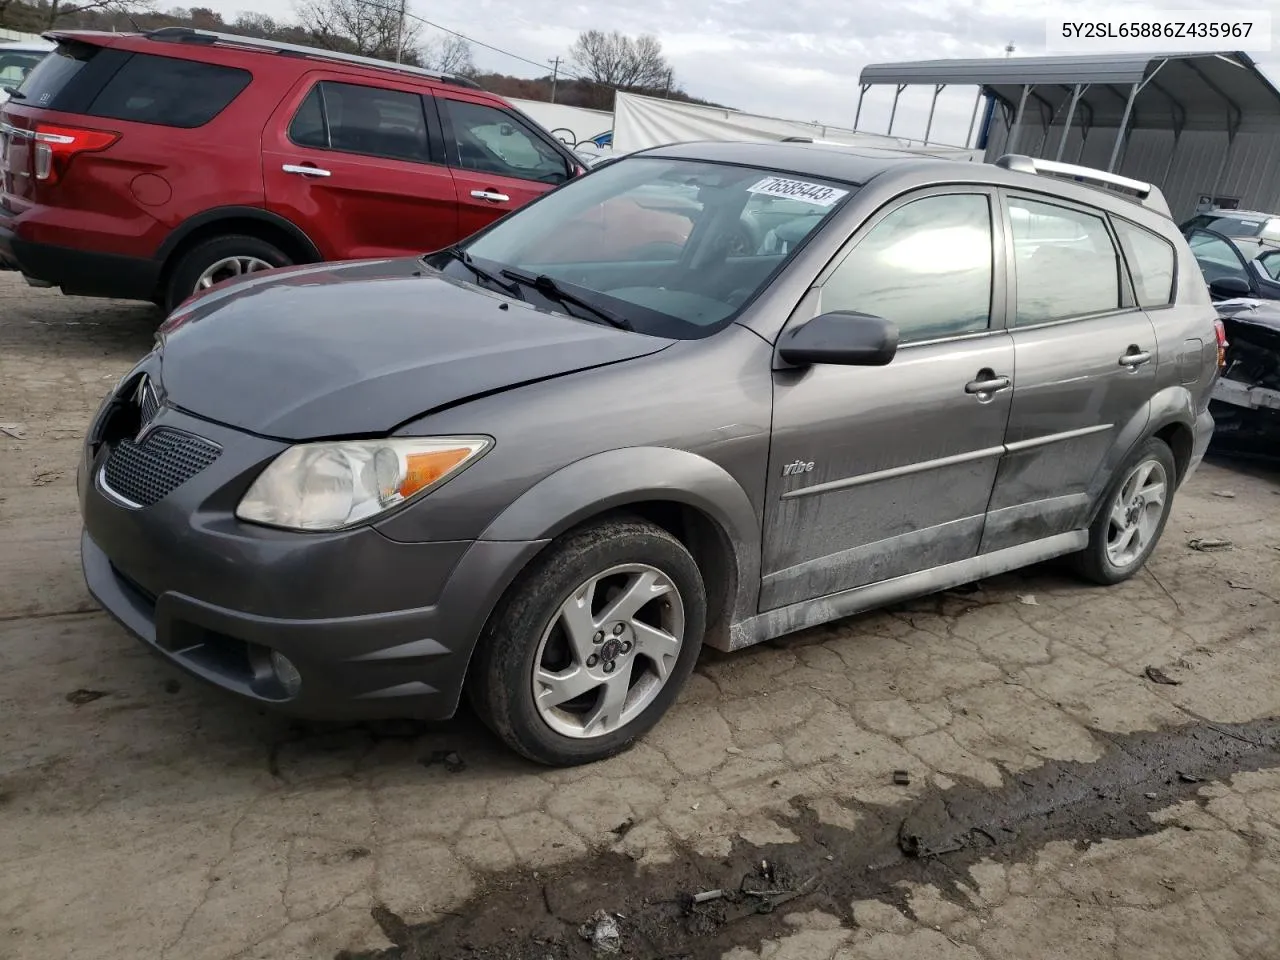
left=1213, top=318, right=1228, bottom=372
left=32, top=123, right=119, bottom=184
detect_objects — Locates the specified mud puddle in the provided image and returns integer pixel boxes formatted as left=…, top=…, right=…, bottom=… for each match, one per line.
left=339, top=716, right=1280, bottom=960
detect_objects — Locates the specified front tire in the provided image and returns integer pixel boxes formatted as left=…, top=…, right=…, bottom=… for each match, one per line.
left=468, top=517, right=706, bottom=766
left=163, top=235, right=293, bottom=312
left=1071, top=437, right=1178, bottom=585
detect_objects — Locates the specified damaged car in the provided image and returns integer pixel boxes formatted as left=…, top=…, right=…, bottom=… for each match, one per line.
left=78, top=145, right=1218, bottom=767
left=1209, top=299, right=1280, bottom=456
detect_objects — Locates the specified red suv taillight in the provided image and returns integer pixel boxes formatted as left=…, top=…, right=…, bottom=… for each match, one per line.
left=1213, top=318, right=1228, bottom=372
left=32, top=123, right=119, bottom=184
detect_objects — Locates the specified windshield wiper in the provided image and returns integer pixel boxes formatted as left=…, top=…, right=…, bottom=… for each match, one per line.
left=500, top=268, right=633, bottom=331
left=440, top=247, right=519, bottom=294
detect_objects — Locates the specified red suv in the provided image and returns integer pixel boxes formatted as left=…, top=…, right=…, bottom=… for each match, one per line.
left=0, top=28, right=584, bottom=310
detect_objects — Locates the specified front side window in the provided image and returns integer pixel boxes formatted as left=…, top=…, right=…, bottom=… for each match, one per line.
left=86, top=52, right=250, bottom=128
left=819, top=193, right=993, bottom=343
left=1114, top=219, right=1175, bottom=308
left=442, top=98, right=568, bottom=184
left=450, top=157, right=853, bottom=338
left=288, top=81, right=431, bottom=164
left=1008, top=197, right=1121, bottom=325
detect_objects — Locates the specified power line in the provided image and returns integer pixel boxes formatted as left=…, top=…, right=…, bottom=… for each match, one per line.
left=355, top=0, right=591, bottom=81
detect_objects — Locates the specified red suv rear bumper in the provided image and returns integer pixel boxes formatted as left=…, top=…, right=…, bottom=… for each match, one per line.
left=0, top=201, right=161, bottom=300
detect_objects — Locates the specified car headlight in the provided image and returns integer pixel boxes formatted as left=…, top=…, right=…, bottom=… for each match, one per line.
left=236, top=436, right=492, bottom=531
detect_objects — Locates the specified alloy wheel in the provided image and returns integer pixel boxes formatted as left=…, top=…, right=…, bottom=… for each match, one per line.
left=195, top=255, right=274, bottom=293
left=1105, top=458, right=1168, bottom=569
left=531, top=563, right=685, bottom=739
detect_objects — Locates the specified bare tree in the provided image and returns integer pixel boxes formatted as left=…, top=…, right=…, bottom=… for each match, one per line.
left=419, top=33, right=473, bottom=75
left=42, top=0, right=158, bottom=28
left=570, top=29, right=671, bottom=90
left=294, top=0, right=422, bottom=61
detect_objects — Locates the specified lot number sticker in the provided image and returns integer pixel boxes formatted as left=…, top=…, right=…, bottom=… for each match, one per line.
left=747, top=176, right=848, bottom=207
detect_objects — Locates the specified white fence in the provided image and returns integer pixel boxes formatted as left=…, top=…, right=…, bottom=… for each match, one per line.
left=0, top=28, right=49, bottom=44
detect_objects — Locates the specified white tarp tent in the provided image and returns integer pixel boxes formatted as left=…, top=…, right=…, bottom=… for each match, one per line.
left=611, top=91, right=983, bottom=161
left=507, top=98, right=613, bottom=149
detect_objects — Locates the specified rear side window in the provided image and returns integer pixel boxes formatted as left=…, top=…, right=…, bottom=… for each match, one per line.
left=14, top=41, right=96, bottom=107
left=287, top=81, right=432, bottom=164
left=1008, top=197, right=1122, bottom=325
left=85, top=53, right=251, bottom=128
left=1113, top=219, right=1176, bottom=308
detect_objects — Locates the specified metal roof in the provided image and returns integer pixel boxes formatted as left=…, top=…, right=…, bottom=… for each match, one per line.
left=860, top=52, right=1280, bottom=133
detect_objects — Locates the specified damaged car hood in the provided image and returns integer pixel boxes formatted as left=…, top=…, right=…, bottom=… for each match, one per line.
left=155, top=258, right=675, bottom=440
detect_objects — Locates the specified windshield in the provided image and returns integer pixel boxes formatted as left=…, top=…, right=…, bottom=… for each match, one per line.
left=446, top=156, right=853, bottom=338
left=1184, top=214, right=1271, bottom=238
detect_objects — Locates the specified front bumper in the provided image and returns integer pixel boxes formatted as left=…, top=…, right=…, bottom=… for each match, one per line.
left=79, top=403, right=545, bottom=721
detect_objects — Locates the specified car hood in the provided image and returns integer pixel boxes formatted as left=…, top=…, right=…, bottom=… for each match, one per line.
left=156, top=258, right=675, bottom=440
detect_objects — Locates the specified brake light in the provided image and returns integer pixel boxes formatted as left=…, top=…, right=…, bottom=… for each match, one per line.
left=32, top=123, right=119, bottom=184
left=1213, top=318, right=1228, bottom=372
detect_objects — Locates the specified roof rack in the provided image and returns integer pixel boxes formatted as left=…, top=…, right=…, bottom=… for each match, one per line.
left=142, top=26, right=481, bottom=89
left=995, top=154, right=1171, bottom=218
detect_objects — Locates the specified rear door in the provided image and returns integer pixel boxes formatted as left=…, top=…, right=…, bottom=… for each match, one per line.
left=262, top=72, right=459, bottom=260
left=434, top=92, right=574, bottom=237
left=981, top=192, right=1160, bottom=553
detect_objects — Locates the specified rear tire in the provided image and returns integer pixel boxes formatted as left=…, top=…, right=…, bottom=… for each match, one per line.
left=163, top=235, right=293, bottom=313
left=467, top=516, right=706, bottom=767
left=1071, top=437, right=1178, bottom=585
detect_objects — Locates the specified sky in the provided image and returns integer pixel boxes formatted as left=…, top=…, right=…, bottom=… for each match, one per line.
left=197, top=0, right=1280, bottom=146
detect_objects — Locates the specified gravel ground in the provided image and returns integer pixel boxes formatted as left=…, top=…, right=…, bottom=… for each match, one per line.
left=2, top=271, right=1279, bottom=960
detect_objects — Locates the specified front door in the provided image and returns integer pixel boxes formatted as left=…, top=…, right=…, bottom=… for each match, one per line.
left=980, top=192, right=1160, bottom=553
left=262, top=73, right=460, bottom=260
left=434, top=93, right=574, bottom=238
left=762, top=189, right=1014, bottom=611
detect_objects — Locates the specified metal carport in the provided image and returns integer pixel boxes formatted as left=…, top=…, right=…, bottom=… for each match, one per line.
left=856, top=52, right=1280, bottom=220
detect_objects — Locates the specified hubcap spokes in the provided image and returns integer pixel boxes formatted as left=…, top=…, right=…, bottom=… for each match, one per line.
left=532, top=564, right=685, bottom=739
left=1106, top=458, right=1168, bottom=568
left=196, top=256, right=273, bottom=292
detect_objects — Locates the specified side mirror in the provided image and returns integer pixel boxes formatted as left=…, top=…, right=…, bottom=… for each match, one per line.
left=778, top=311, right=899, bottom=367
left=1209, top=276, right=1252, bottom=299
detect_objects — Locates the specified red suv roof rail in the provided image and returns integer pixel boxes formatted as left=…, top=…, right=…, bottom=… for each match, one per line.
left=138, top=26, right=482, bottom=89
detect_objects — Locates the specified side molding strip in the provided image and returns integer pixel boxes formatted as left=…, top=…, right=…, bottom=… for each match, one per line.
left=722, top=530, right=1087, bottom=652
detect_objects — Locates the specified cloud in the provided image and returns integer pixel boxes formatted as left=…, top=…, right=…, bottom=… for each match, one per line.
left=202, top=0, right=1280, bottom=145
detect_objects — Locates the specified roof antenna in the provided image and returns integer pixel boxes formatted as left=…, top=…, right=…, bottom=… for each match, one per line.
left=128, top=15, right=142, bottom=30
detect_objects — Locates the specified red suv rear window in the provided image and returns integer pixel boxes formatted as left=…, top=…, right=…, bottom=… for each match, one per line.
left=15, top=42, right=251, bottom=129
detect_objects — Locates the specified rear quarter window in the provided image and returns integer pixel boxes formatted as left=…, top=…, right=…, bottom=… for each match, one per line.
left=85, top=52, right=251, bottom=128
left=1113, top=219, right=1176, bottom=308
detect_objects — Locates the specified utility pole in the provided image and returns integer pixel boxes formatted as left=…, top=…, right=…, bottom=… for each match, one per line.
left=663, top=68, right=672, bottom=98
left=394, top=0, right=406, bottom=63
left=1005, top=42, right=1015, bottom=57
left=548, top=56, right=561, bottom=103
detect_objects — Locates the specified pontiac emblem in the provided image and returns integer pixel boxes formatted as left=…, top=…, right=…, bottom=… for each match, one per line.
left=134, top=375, right=161, bottom=442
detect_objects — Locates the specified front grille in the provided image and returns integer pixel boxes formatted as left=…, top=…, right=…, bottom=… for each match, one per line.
left=138, top=380, right=161, bottom=426
left=101, top=427, right=221, bottom=507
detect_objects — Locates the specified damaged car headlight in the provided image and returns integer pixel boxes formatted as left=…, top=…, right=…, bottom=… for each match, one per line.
left=236, top=436, right=492, bottom=531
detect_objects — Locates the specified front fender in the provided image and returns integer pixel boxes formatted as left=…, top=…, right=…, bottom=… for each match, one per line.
left=480, top=446, right=762, bottom=639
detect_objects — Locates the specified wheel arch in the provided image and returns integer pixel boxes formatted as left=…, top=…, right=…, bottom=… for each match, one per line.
left=479, top=447, right=763, bottom=651
left=1086, top=386, right=1198, bottom=524
left=155, top=207, right=324, bottom=293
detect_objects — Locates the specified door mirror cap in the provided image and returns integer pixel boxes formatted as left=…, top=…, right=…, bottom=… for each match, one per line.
left=778, top=311, right=899, bottom=367
left=1209, top=276, right=1253, bottom=299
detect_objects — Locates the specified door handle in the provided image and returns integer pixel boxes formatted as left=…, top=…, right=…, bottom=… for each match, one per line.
left=282, top=163, right=331, bottom=177
left=965, top=370, right=1011, bottom=399
left=470, top=189, right=510, bottom=202
left=1119, top=349, right=1152, bottom=369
